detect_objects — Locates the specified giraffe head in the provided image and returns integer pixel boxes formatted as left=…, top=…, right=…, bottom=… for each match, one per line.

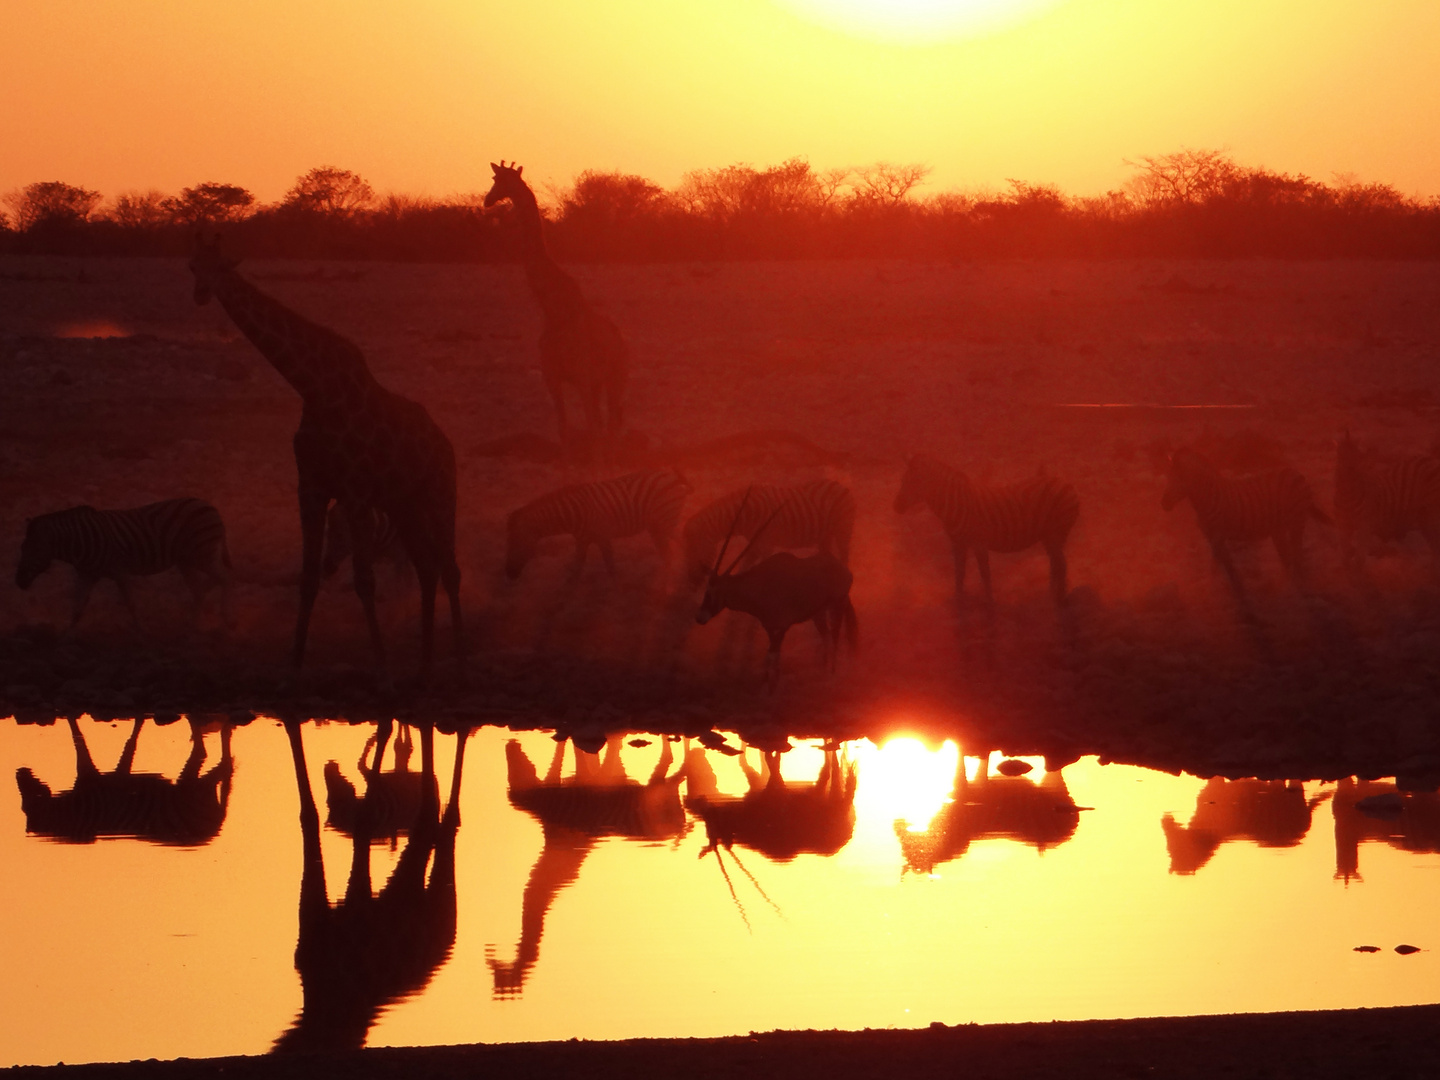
left=188, top=233, right=240, bottom=306
left=483, top=161, right=528, bottom=208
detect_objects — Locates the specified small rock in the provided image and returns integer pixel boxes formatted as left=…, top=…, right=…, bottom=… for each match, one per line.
left=996, top=758, right=1033, bottom=777
left=1353, top=945, right=1381, bottom=953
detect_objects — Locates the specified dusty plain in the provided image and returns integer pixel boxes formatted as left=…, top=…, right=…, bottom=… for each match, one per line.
left=5, top=256, right=1440, bottom=777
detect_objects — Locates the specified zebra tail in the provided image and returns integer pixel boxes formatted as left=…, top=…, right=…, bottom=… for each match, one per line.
left=841, top=597, right=859, bottom=655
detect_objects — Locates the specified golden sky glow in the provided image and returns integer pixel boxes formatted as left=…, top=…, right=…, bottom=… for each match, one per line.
left=2, top=1, right=1440, bottom=203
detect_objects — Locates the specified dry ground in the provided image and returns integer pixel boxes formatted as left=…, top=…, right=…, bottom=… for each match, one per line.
left=4, top=256, right=1440, bottom=779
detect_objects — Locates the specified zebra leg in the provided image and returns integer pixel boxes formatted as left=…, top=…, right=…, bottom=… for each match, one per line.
left=292, top=486, right=330, bottom=671
left=116, top=717, right=143, bottom=775
left=179, top=719, right=208, bottom=782
left=975, top=549, right=995, bottom=608
left=949, top=539, right=968, bottom=602
left=67, top=574, right=98, bottom=633
left=1209, top=537, right=1246, bottom=598
left=114, top=575, right=140, bottom=630
left=67, top=716, right=100, bottom=780
left=598, top=538, right=617, bottom=577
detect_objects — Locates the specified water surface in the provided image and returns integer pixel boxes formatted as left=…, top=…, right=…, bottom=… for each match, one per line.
left=1, top=718, right=1436, bottom=1066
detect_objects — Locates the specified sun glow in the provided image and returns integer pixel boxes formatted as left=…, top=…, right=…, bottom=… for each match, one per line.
left=774, top=0, right=1068, bottom=43
left=852, top=737, right=960, bottom=833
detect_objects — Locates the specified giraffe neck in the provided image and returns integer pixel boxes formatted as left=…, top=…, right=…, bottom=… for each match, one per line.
left=209, top=268, right=376, bottom=405
left=507, top=185, right=585, bottom=319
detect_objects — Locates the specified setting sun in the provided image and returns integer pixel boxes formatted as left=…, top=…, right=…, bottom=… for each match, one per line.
left=776, top=0, right=1067, bottom=43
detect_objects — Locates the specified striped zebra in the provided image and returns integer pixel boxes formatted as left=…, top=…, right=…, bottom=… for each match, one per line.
left=15, top=497, right=231, bottom=629
left=322, top=503, right=410, bottom=580
left=1334, top=431, right=1440, bottom=569
left=682, top=479, right=855, bottom=584
left=505, top=470, right=691, bottom=580
left=1162, top=447, right=1330, bottom=594
left=16, top=717, right=233, bottom=846
left=894, top=454, right=1079, bottom=605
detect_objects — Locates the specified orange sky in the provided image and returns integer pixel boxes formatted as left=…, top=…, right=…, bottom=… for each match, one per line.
left=4, top=0, right=1439, bottom=204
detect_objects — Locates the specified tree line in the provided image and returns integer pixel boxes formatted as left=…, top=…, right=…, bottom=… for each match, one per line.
left=4, top=151, right=1438, bottom=261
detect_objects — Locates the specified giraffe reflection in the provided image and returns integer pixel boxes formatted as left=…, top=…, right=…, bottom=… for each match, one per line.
left=1331, top=778, right=1440, bottom=882
left=323, top=722, right=438, bottom=849
left=488, top=735, right=686, bottom=998
left=1162, top=778, right=1326, bottom=875
left=895, top=753, right=1078, bottom=874
left=684, top=745, right=857, bottom=860
left=15, top=717, right=232, bottom=846
left=274, top=720, right=469, bottom=1053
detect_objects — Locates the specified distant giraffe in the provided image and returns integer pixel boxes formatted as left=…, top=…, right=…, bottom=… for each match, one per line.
left=188, top=236, right=463, bottom=680
left=482, top=161, right=627, bottom=442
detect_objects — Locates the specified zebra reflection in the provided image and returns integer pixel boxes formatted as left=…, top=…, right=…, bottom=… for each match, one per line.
left=1331, top=777, right=1440, bottom=882
left=16, top=716, right=232, bottom=846
left=274, top=719, right=469, bottom=1054
left=488, top=735, right=686, bottom=998
left=895, top=752, right=1079, bottom=874
left=1161, top=778, right=1325, bottom=875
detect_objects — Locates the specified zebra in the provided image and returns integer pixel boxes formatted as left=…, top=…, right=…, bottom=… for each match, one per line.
left=894, top=454, right=1079, bottom=605
left=15, top=497, right=232, bottom=630
left=505, top=470, right=691, bottom=580
left=16, top=717, right=233, bottom=846
left=1161, top=446, right=1330, bottom=594
left=1334, top=430, right=1440, bottom=570
left=322, top=503, right=410, bottom=581
left=682, top=479, right=855, bottom=585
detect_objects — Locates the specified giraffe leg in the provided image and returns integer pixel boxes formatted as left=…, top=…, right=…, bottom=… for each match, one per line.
left=441, top=556, right=464, bottom=667
left=343, top=503, right=388, bottom=679
left=416, top=558, right=440, bottom=685
left=293, top=486, right=330, bottom=671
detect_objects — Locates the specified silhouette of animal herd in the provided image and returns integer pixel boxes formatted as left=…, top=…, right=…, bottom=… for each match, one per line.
left=13, top=160, right=1440, bottom=691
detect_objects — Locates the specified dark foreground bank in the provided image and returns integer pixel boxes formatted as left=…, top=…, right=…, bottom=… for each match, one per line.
left=13, top=1006, right=1440, bottom=1080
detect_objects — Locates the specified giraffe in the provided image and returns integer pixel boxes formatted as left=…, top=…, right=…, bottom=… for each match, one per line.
left=188, top=236, right=463, bottom=681
left=482, top=161, right=628, bottom=445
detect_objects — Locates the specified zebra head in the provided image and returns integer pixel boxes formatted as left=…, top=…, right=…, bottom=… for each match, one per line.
left=188, top=233, right=240, bottom=306
left=15, top=517, right=52, bottom=589
left=482, top=161, right=527, bottom=209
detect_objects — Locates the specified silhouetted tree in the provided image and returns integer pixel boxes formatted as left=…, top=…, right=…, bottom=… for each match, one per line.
left=851, top=162, right=931, bottom=207
left=1124, top=148, right=1240, bottom=206
left=165, top=182, right=255, bottom=224
left=108, top=190, right=171, bottom=229
left=3, top=180, right=103, bottom=230
left=283, top=167, right=375, bottom=216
